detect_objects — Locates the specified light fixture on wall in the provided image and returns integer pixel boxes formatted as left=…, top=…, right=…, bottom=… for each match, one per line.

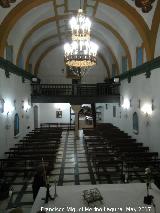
left=24, top=101, right=31, bottom=112
left=4, top=100, right=14, bottom=116
left=64, top=2, right=98, bottom=79
left=141, top=103, right=152, bottom=116
left=122, top=98, right=130, bottom=110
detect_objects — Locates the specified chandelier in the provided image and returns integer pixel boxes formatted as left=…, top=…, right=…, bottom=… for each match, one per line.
left=64, top=9, right=98, bottom=71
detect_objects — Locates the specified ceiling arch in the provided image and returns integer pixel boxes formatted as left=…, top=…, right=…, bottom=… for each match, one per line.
left=150, top=0, right=160, bottom=58
left=98, top=0, right=152, bottom=60
left=17, top=16, right=131, bottom=72
left=0, top=0, right=151, bottom=62
left=25, top=27, right=120, bottom=77
left=33, top=39, right=113, bottom=77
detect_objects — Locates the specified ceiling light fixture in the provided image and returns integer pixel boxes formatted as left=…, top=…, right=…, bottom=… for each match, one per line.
left=64, top=3, right=98, bottom=78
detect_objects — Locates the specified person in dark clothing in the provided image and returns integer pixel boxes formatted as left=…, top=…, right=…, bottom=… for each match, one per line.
left=32, top=165, right=46, bottom=200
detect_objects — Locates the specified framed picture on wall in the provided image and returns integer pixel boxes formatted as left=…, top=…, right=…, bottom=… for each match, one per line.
left=56, top=111, right=62, bottom=118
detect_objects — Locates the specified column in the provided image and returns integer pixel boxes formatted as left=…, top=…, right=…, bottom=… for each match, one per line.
left=71, top=105, right=81, bottom=139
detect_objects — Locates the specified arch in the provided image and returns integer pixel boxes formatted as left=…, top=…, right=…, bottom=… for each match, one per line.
left=34, top=43, right=111, bottom=78
left=14, top=113, right=19, bottom=136
left=0, top=0, right=145, bottom=60
left=24, top=18, right=131, bottom=72
left=150, top=0, right=160, bottom=58
left=29, top=33, right=118, bottom=76
left=133, top=111, right=139, bottom=135
left=17, top=16, right=130, bottom=71
left=99, top=0, right=151, bottom=60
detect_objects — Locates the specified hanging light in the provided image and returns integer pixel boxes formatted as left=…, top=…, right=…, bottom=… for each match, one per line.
left=64, top=8, right=98, bottom=71
left=64, top=40, right=98, bottom=68
left=69, top=9, right=91, bottom=41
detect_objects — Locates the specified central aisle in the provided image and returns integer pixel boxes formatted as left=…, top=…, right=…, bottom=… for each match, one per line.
left=49, top=130, right=96, bottom=186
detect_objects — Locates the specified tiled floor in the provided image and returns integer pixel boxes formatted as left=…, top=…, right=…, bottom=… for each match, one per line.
left=0, top=129, right=146, bottom=212
left=0, top=130, right=96, bottom=212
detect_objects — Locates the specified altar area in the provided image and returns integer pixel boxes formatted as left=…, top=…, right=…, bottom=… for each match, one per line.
left=31, top=183, right=160, bottom=213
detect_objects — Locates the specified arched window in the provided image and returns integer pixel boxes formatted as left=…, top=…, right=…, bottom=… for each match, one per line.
left=14, top=113, right=19, bottom=136
left=133, top=112, right=139, bottom=134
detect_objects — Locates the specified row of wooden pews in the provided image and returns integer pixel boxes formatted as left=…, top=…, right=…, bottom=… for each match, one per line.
left=83, top=123, right=160, bottom=184
left=0, top=127, right=62, bottom=179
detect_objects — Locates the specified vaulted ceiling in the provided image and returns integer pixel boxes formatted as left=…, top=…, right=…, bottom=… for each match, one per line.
left=0, top=0, right=160, bottom=82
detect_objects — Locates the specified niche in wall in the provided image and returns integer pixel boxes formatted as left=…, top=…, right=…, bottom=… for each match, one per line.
left=113, top=106, right=116, bottom=117
left=14, top=113, right=20, bottom=136
left=133, top=112, right=139, bottom=135
left=0, top=98, right=4, bottom=113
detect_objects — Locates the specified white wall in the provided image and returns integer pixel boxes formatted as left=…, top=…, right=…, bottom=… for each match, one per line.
left=38, top=103, right=71, bottom=124
left=0, top=69, right=34, bottom=158
left=100, top=68, right=160, bottom=154
left=38, top=46, right=107, bottom=84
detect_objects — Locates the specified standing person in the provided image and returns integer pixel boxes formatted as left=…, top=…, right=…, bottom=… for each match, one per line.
left=32, top=165, right=46, bottom=200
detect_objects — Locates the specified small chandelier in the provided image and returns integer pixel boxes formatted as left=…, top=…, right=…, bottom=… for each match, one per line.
left=64, top=8, right=98, bottom=70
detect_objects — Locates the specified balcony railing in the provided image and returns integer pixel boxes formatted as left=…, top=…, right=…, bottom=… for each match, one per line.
left=31, top=83, right=120, bottom=97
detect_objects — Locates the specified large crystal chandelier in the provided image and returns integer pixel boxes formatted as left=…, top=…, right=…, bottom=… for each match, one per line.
left=64, top=9, right=98, bottom=70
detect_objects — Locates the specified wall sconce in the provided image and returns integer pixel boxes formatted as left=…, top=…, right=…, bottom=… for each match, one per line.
left=24, top=101, right=31, bottom=112
left=122, top=98, right=130, bottom=110
left=4, top=100, right=14, bottom=116
left=141, top=103, right=152, bottom=116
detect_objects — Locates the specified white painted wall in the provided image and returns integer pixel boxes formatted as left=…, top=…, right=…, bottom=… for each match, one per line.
left=38, top=46, right=107, bottom=84
left=38, top=103, right=71, bottom=124
left=100, top=68, right=160, bottom=154
left=0, top=69, right=34, bottom=158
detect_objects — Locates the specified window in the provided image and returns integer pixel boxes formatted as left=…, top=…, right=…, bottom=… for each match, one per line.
left=112, top=64, right=117, bottom=77
left=28, top=64, right=33, bottom=73
left=113, top=106, right=116, bottom=117
left=14, top=113, right=19, bottom=136
left=122, top=56, right=128, bottom=73
left=0, top=98, right=4, bottom=113
left=6, top=45, right=13, bottom=63
left=133, top=112, right=139, bottom=134
left=136, top=46, right=143, bottom=66
left=18, top=54, right=24, bottom=69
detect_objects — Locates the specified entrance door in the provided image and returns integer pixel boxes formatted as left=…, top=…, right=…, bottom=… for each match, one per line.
left=34, top=105, right=38, bottom=129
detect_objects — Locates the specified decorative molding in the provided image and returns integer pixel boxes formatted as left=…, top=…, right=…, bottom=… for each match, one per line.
left=0, top=57, right=39, bottom=81
left=119, top=56, right=160, bottom=82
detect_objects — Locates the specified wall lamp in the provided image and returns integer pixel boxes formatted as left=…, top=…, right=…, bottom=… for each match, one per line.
left=141, top=103, right=152, bottom=116
left=121, top=98, right=130, bottom=110
left=23, top=101, right=31, bottom=112
left=4, top=100, right=14, bottom=116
